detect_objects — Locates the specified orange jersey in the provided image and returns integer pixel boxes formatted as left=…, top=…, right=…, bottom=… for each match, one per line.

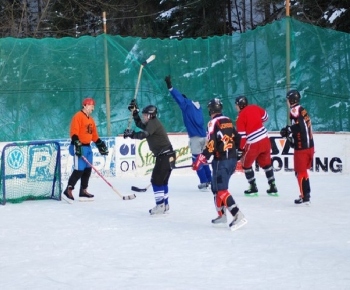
left=70, top=110, right=99, bottom=144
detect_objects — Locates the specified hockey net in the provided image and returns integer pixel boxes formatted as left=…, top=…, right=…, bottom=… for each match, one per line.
left=0, top=141, right=61, bottom=205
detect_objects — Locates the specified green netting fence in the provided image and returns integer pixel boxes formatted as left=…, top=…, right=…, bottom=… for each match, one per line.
left=1, top=17, right=350, bottom=142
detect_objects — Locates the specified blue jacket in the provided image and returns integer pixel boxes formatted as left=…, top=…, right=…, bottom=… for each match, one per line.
left=169, top=87, right=206, bottom=138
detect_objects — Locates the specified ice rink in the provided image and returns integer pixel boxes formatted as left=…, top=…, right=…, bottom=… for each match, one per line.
left=1, top=171, right=349, bottom=290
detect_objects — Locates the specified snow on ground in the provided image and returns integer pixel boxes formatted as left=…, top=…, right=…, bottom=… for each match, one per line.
left=0, top=172, right=349, bottom=290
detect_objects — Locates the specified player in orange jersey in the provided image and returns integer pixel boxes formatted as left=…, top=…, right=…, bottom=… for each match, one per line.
left=62, top=97, right=108, bottom=203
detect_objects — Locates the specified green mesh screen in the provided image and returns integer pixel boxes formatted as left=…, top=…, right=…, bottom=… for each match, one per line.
left=0, top=141, right=61, bottom=204
left=0, top=17, right=349, bottom=142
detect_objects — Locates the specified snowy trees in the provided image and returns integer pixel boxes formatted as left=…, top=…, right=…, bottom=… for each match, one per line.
left=0, top=0, right=349, bottom=38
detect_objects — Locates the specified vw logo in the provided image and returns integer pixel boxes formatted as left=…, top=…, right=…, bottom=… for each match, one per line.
left=7, top=149, right=24, bottom=169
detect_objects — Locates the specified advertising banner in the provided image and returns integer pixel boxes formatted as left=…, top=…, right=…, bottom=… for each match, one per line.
left=0, top=133, right=348, bottom=182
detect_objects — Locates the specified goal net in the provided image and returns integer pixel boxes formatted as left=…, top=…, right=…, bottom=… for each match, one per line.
left=0, top=141, right=61, bottom=205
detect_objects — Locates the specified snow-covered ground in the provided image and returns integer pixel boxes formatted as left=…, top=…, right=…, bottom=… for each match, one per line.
left=1, top=172, right=349, bottom=290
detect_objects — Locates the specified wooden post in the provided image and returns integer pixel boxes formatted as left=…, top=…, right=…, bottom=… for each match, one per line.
left=103, top=12, right=111, bottom=136
left=286, top=0, right=291, bottom=125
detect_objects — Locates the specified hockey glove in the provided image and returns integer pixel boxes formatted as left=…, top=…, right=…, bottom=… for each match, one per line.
left=96, top=139, right=109, bottom=155
left=280, top=126, right=292, bottom=138
left=237, top=149, right=244, bottom=161
left=192, top=154, right=207, bottom=171
left=164, top=75, right=172, bottom=89
left=123, top=129, right=135, bottom=139
left=128, top=99, right=139, bottom=115
left=74, top=140, right=83, bottom=157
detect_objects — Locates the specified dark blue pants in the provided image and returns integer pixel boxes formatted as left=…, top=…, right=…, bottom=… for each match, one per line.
left=211, top=158, right=237, bottom=192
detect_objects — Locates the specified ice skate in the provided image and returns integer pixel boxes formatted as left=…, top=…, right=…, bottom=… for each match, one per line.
left=211, top=214, right=227, bottom=224
left=62, top=186, right=74, bottom=203
left=294, top=197, right=311, bottom=206
left=164, top=204, right=170, bottom=213
left=244, top=182, right=258, bottom=196
left=229, top=210, right=248, bottom=231
left=198, top=182, right=210, bottom=191
left=266, top=182, right=278, bottom=196
left=149, top=203, right=165, bottom=215
left=79, top=188, right=94, bottom=201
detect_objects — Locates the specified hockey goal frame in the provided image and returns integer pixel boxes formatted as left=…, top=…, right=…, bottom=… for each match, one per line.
left=0, top=140, right=62, bottom=205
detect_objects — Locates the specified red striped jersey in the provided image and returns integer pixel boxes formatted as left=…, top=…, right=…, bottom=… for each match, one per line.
left=236, top=104, right=268, bottom=149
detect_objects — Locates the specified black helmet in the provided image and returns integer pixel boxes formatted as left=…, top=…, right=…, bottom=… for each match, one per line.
left=142, top=105, right=157, bottom=118
left=235, top=96, right=248, bottom=110
left=286, top=90, right=301, bottom=105
left=207, top=98, right=223, bottom=115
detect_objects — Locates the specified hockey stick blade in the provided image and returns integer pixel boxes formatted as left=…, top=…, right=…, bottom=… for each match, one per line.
left=81, top=156, right=136, bottom=201
left=131, top=186, right=147, bottom=192
left=122, top=193, right=136, bottom=200
left=142, top=54, right=156, bottom=66
left=131, top=183, right=151, bottom=192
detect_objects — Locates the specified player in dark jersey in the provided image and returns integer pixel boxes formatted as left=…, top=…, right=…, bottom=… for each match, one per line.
left=124, top=101, right=176, bottom=215
left=192, top=98, right=247, bottom=231
left=280, top=90, right=314, bottom=205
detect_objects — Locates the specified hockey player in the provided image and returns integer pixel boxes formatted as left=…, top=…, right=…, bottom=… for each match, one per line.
left=235, top=96, right=278, bottom=196
left=164, top=75, right=212, bottom=191
left=192, top=98, right=247, bottom=231
left=280, top=90, right=314, bottom=205
left=63, top=97, right=109, bottom=202
left=124, top=101, right=176, bottom=215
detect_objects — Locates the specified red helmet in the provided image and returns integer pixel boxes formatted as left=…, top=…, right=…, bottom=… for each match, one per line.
left=82, top=97, right=95, bottom=106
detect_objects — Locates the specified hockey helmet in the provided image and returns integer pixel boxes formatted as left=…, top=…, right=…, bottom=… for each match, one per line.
left=207, top=98, right=223, bottom=115
left=235, top=96, right=248, bottom=110
left=82, top=97, right=95, bottom=106
left=286, top=90, right=301, bottom=105
left=142, top=105, right=158, bottom=118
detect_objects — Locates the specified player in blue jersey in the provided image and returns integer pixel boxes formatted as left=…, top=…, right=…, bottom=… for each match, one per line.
left=165, top=75, right=212, bottom=191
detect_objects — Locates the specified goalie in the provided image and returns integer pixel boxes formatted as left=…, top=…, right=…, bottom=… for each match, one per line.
left=62, top=97, right=109, bottom=202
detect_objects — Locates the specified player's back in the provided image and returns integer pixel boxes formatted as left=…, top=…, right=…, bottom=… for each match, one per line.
left=237, top=104, right=267, bottom=135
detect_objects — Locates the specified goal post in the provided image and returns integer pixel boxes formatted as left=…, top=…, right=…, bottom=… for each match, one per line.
left=0, top=141, right=62, bottom=205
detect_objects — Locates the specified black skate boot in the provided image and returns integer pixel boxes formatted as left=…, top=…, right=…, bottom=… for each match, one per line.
left=266, top=181, right=278, bottom=196
left=244, top=181, right=258, bottom=196
left=79, top=188, right=94, bottom=201
left=294, top=196, right=310, bottom=206
left=62, top=186, right=74, bottom=203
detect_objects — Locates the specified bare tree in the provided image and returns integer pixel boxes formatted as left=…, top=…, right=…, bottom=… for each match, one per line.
left=0, top=0, right=349, bottom=38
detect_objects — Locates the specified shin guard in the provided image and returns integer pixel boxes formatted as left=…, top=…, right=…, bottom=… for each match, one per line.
left=297, top=171, right=310, bottom=200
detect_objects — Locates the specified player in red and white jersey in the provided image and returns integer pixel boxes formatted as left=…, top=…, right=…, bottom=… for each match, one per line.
left=235, top=96, right=278, bottom=196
